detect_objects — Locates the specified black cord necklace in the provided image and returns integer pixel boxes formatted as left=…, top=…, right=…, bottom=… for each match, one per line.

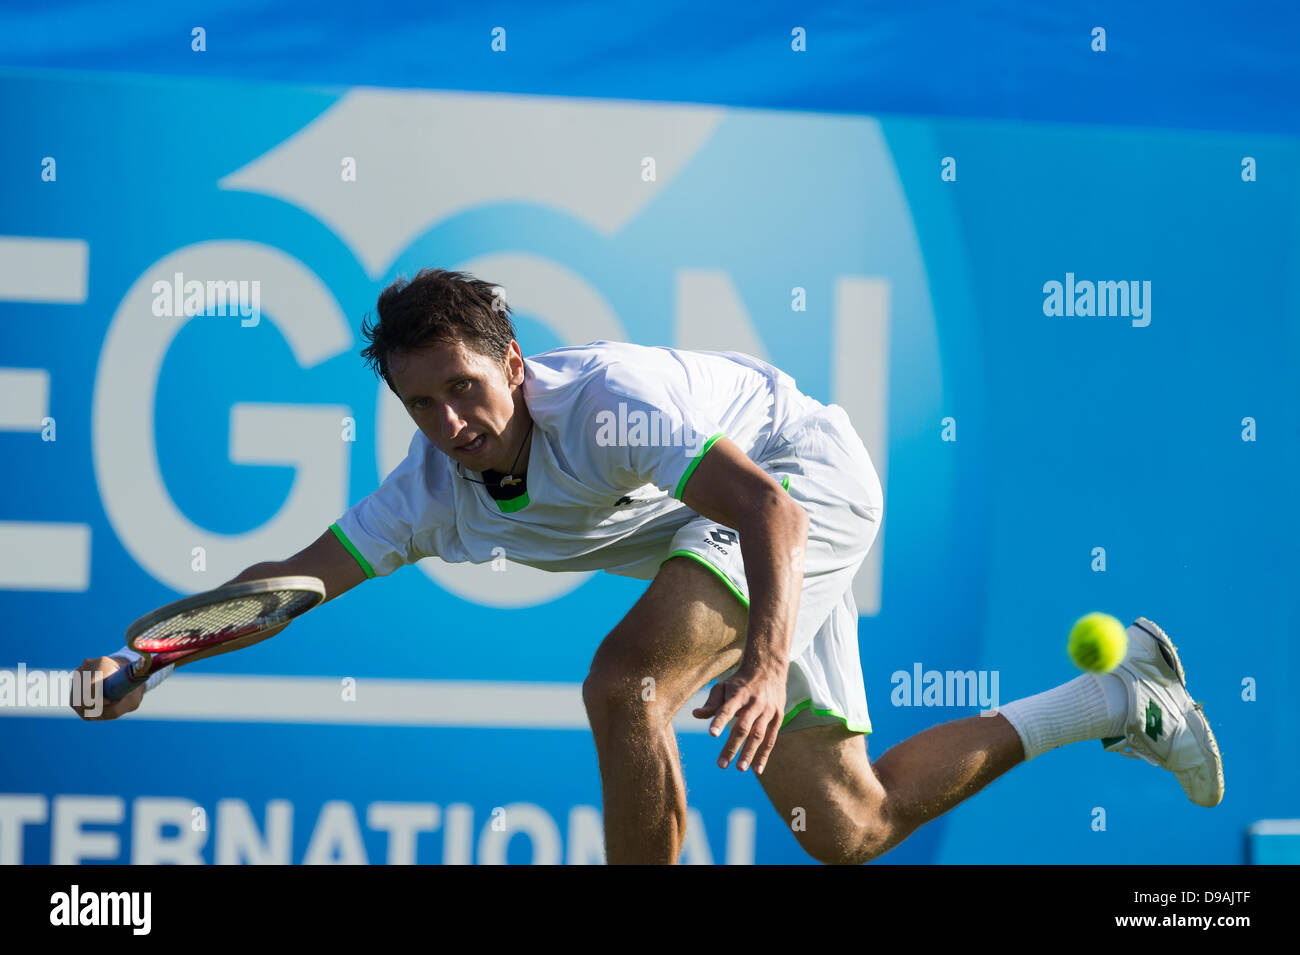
left=455, top=419, right=535, bottom=489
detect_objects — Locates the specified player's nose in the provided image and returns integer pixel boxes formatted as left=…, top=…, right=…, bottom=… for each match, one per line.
left=440, top=403, right=465, bottom=440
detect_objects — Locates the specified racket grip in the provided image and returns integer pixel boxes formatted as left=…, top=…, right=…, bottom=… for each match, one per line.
left=102, top=662, right=147, bottom=703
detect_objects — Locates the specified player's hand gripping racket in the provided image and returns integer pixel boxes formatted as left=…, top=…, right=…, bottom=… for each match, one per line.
left=101, top=576, right=326, bottom=702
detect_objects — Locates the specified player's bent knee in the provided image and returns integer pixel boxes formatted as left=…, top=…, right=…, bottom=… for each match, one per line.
left=783, top=798, right=897, bottom=866
left=795, top=818, right=894, bottom=866
left=581, top=667, right=666, bottom=731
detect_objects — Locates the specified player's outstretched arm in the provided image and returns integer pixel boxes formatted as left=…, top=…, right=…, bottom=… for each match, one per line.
left=222, top=525, right=369, bottom=601
left=72, top=528, right=368, bottom=721
left=179, top=525, right=370, bottom=660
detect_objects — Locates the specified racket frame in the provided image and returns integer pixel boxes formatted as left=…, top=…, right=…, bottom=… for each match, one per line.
left=118, top=575, right=326, bottom=683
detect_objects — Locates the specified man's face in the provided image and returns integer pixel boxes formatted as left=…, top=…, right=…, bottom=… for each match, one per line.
left=389, top=338, right=528, bottom=472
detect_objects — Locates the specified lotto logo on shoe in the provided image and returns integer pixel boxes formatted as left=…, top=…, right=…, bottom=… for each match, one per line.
left=1145, top=700, right=1163, bottom=741
left=706, top=529, right=738, bottom=553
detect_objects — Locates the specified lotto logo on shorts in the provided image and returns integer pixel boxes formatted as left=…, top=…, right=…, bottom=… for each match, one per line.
left=706, top=529, right=738, bottom=553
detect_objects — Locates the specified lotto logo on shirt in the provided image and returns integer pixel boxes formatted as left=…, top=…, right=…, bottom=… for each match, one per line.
left=593, top=402, right=708, bottom=458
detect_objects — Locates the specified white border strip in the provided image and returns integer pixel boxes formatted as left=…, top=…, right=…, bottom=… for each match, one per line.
left=0, top=672, right=713, bottom=732
left=0, top=522, right=91, bottom=591
left=0, top=237, right=88, bottom=303
left=0, top=368, right=49, bottom=430
left=1248, top=819, right=1300, bottom=836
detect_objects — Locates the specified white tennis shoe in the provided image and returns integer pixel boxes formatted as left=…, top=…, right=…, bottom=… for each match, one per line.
left=1100, top=617, right=1225, bottom=807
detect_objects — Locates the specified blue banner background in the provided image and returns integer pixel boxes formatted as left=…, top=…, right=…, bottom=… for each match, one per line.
left=0, top=8, right=1296, bottom=864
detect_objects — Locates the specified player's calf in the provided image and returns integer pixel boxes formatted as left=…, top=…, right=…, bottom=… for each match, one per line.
left=756, top=723, right=900, bottom=865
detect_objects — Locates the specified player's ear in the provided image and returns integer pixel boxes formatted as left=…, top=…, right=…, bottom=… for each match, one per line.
left=505, top=340, right=525, bottom=385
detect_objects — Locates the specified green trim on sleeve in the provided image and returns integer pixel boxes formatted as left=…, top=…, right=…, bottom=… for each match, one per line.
left=781, top=474, right=790, bottom=492
left=781, top=698, right=873, bottom=735
left=660, top=549, right=749, bottom=609
left=673, top=432, right=726, bottom=500
left=329, top=522, right=376, bottom=579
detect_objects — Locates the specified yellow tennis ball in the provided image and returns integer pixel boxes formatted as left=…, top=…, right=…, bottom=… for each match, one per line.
left=1068, top=612, right=1129, bottom=672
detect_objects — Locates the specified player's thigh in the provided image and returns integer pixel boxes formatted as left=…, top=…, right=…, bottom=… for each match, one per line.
left=757, top=723, right=891, bottom=863
left=584, top=555, right=748, bottom=718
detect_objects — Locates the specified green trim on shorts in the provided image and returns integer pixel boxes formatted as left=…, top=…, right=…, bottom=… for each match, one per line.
left=782, top=698, right=873, bottom=735
left=655, top=470, right=785, bottom=605
left=330, top=522, right=375, bottom=579
left=495, top=492, right=531, bottom=513
left=664, top=532, right=870, bottom=738
left=660, top=549, right=749, bottom=608
left=673, top=432, right=726, bottom=500
left=657, top=475, right=791, bottom=622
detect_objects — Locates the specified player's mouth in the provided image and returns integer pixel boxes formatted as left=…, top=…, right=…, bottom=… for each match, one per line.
left=456, top=434, right=489, bottom=455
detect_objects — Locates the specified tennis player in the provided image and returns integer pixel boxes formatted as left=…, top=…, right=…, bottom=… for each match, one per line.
left=76, top=269, right=1223, bottom=864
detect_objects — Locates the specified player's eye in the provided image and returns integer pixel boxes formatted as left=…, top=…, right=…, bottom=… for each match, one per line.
left=453, top=379, right=472, bottom=393
left=410, top=397, right=430, bottom=411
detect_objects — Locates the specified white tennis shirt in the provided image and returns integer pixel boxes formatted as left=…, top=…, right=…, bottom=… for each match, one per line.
left=331, top=340, right=824, bottom=581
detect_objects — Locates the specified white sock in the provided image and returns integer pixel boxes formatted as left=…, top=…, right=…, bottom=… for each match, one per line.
left=998, top=673, right=1128, bottom=761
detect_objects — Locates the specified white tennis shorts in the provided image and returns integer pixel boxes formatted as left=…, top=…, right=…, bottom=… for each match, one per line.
left=660, top=403, right=884, bottom=735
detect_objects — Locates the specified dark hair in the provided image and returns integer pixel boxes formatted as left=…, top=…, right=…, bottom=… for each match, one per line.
left=360, top=268, right=516, bottom=395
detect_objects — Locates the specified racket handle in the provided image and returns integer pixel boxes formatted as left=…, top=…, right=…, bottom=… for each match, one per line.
left=102, top=661, right=148, bottom=703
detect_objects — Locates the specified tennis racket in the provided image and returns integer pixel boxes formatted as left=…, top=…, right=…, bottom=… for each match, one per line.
left=102, top=576, right=326, bottom=702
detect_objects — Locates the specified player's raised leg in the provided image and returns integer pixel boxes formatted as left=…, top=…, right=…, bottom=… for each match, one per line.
left=759, top=616, right=1223, bottom=864
left=756, top=715, right=1026, bottom=864
left=581, top=556, right=748, bottom=864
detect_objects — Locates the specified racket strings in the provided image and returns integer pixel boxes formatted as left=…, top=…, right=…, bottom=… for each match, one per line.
left=133, top=589, right=321, bottom=651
